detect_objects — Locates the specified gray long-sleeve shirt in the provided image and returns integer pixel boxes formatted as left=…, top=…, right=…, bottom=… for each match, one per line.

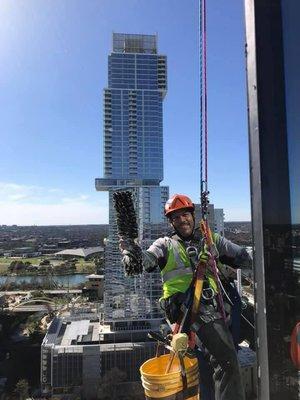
left=141, top=229, right=252, bottom=273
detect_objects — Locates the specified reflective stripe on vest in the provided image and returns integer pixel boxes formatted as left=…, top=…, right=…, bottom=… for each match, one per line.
left=163, top=267, right=193, bottom=282
left=161, top=239, right=194, bottom=299
left=161, top=239, right=193, bottom=283
left=161, top=238, right=219, bottom=299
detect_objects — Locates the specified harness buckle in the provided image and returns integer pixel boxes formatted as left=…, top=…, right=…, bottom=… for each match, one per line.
left=202, top=287, right=215, bottom=301
left=186, top=246, right=198, bottom=264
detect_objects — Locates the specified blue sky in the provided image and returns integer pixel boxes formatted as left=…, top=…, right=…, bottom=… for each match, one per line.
left=0, top=0, right=250, bottom=225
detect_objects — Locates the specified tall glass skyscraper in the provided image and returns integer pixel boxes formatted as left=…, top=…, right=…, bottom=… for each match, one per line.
left=96, top=33, right=169, bottom=321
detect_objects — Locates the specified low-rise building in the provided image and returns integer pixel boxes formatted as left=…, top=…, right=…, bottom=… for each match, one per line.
left=82, top=274, right=104, bottom=300
left=214, top=208, right=225, bottom=236
left=41, top=315, right=157, bottom=399
left=41, top=313, right=257, bottom=399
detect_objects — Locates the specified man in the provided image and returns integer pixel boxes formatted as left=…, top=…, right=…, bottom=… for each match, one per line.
left=120, top=194, right=252, bottom=400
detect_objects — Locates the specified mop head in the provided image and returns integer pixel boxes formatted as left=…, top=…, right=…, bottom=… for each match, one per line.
left=113, top=190, right=143, bottom=275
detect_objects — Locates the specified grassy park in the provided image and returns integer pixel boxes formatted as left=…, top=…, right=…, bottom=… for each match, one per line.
left=0, top=256, right=95, bottom=275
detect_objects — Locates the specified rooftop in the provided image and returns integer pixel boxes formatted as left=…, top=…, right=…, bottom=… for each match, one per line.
left=43, top=317, right=100, bottom=347
left=87, top=274, right=104, bottom=279
left=112, top=33, right=157, bottom=54
left=55, top=246, right=103, bottom=258
left=42, top=316, right=163, bottom=348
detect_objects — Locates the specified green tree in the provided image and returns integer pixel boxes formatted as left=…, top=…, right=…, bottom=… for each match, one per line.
left=39, top=259, right=50, bottom=265
left=97, top=368, right=127, bottom=400
left=30, top=289, right=45, bottom=298
left=14, top=379, right=29, bottom=400
left=8, top=261, right=25, bottom=273
left=26, top=315, right=44, bottom=342
left=53, top=263, right=63, bottom=274
left=66, top=261, right=76, bottom=272
left=94, top=255, right=104, bottom=274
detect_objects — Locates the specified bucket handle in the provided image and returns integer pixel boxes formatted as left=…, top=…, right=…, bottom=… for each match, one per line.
left=178, top=352, right=188, bottom=396
left=155, top=341, right=166, bottom=358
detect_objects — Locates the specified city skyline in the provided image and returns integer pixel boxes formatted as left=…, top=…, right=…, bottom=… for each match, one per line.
left=1, top=1, right=251, bottom=225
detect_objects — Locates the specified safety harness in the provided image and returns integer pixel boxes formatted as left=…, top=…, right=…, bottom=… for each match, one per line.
left=167, top=221, right=226, bottom=350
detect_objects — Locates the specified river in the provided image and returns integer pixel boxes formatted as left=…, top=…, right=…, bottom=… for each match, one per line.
left=0, top=273, right=89, bottom=288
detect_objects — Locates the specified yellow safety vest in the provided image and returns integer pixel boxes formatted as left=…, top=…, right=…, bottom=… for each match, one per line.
left=161, top=238, right=218, bottom=299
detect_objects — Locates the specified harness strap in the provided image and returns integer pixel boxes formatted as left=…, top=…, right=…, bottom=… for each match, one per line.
left=201, top=219, right=226, bottom=321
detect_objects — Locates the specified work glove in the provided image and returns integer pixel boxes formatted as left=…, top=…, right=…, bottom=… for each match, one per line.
left=199, top=249, right=210, bottom=264
left=199, top=242, right=219, bottom=263
left=119, top=237, right=135, bottom=252
left=119, top=237, right=143, bottom=275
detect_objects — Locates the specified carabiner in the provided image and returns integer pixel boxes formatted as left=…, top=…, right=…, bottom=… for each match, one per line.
left=186, top=246, right=198, bottom=259
left=202, top=287, right=215, bottom=301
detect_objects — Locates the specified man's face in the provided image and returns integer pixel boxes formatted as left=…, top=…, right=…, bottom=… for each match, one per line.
left=169, top=209, right=195, bottom=238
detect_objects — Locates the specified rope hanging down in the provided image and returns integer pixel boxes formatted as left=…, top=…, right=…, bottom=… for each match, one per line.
left=200, top=0, right=209, bottom=220
left=198, top=0, right=227, bottom=322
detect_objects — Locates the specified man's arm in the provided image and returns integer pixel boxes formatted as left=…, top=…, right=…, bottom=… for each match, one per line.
left=120, top=237, right=169, bottom=275
left=213, top=233, right=252, bottom=269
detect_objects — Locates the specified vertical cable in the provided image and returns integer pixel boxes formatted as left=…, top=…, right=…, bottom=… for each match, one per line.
left=203, top=0, right=208, bottom=193
left=199, top=0, right=203, bottom=203
left=200, top=0, right=209, bottom=217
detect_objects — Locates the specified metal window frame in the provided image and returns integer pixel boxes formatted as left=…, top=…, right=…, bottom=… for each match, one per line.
left=244, top=0, right=270, bottom=398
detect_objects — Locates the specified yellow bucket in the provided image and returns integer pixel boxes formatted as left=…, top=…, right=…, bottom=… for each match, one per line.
left=140, top=354, right=200, bottom=399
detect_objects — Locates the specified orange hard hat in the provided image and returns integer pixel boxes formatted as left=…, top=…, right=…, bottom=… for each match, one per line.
left=165, top=194, right=195, bottom=217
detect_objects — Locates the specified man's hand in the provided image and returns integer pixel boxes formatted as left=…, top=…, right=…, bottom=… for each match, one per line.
left=199, top=249, right=210, bottom=264
left=118, top=237, right=143, bottom=275
left=119, top=237, right=134, bottom=253
left=119, top=237, right=140, bottom=257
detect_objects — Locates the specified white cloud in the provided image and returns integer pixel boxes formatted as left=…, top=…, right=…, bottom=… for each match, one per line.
left=48, top=188, right=64, bottom=194
left=0, top=182, right=38, bottom=202
left=0, top=182, right=108, bottom=225
left=9, top=193, right=29, bottom=201
left=0, top=202, right=108, bottom=225
left=62, top=194, right=90, bottom=203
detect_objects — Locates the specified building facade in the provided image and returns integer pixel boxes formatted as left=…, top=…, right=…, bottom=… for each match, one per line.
left=214, top=208, right=225, bottom=236
left=96, top=33, right=169, bottom=320
left=102, top=33, right=166, bottom=182
left=194, top=203, right=224, bottom=236
left=245, top=0, right=300, bottom=398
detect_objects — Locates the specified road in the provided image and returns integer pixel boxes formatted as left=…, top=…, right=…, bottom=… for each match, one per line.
left=4, top=304, right=60, bottom=313
left=0, top=289, right=81, bottom=295
left=8, top=304, right=56, bottom=313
